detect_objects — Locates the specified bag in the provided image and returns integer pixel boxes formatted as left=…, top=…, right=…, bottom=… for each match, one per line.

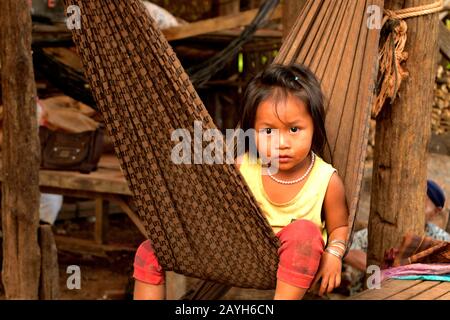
left=39, top=125, right=104, bottom=173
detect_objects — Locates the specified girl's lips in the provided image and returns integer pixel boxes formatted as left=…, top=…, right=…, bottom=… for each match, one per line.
left=274, top=156, right=292, bottom=163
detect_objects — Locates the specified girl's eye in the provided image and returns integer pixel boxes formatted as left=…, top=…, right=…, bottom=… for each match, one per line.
left=263, top=128, right=272, bottom=135
left=290, top=127, right=299, bottom=133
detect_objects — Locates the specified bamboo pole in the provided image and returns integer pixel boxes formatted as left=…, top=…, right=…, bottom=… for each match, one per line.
left=0, top=0, right=41, bottom=299
left=367, top=0, right=440, bottom=268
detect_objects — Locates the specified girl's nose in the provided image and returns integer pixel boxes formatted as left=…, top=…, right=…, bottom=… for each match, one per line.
left=279, top=132, right=290, bottom=149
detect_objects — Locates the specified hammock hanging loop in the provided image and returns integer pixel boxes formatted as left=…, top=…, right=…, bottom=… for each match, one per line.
left=372, top=0, right=444, bottom=118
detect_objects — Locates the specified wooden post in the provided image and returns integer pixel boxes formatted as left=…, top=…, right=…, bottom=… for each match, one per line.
left=39, top=225, right=59, bottom=300
left=367, top=0, right=440, bottom=268
left=282, top=0, right=306, bottom=39
left=95, top=198, right=109, bottom=244
left=0, top=0, right=41, bottom=299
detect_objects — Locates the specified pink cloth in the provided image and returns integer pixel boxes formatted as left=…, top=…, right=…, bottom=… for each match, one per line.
left=381, top=263, right=450, bottom=282
left=275, top=219, right=325, bottom=288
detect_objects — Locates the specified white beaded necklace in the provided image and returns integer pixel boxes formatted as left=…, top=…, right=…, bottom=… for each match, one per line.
left=267, top=152, right=315, bottom=185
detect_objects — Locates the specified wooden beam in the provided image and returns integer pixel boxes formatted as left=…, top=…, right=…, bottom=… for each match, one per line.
left=162, top=5, right=282, bottom=41
left=95, top=198, right=109, bottom=244
left=0, top=0, right=41, bottom=299
left=367, top=0, right=439, bottom=267
left=54, top=235, right=136, bottom=257
left=112, top=196, right=147, bottom=237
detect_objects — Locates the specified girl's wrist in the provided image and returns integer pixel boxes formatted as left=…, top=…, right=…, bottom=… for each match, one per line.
left=325, top=247, right=344, bottom=260
left=325, top=239, right=347, bottom=260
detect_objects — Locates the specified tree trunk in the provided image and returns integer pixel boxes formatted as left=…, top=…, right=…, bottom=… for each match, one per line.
left=367, top=0, right=439, bottom=268
left=282, top=0, right=306, bottom=39
left=0, top=0, right=41, bottom=299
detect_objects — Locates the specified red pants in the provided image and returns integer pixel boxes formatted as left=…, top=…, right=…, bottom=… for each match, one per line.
left=133, top=219, right=324, bottom=288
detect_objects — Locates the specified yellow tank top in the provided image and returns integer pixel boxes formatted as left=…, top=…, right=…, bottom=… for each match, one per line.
left=238, top=153, right=336, bottom=243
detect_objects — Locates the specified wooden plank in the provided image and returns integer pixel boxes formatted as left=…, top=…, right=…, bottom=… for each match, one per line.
left=0, top=0, right=41, bottom=299
left=38, top=187, right=126, bottom=202
left=412, top=282, right=450, bottom=300
left=386, top=281, right=441, bottom=300
left=436, top=291, right=450, bottom=300
left=162, top=5, right=282, bottom=41
left=0, top=154, right=131, bottom=196
left=95, top=198, right=109, bottom=245
left=350, top=279, right=422, bottom=300
left=38, top=164, right=131, bottom=196
left=39, top=225, right=60, bottom=300
left=54, top=235, right=136, bottom=257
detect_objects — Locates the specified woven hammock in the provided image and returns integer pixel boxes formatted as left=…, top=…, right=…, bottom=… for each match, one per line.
left=64, top=0, right=381, bottom=291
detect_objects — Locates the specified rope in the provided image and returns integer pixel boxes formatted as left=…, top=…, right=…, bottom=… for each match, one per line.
left=384, top=0, right=444, bottom=21
left=188, top=0, right=279, bottom=87
left=372, top=0, right=444, bottom=118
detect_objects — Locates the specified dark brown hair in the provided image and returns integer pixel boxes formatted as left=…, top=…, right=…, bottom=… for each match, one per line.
left=239, top=63, right=329, bottom=158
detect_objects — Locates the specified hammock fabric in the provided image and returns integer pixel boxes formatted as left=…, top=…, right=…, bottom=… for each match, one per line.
left=275, top=0, right=383, bottom=249
left=64, top=0, right=381, bottom=291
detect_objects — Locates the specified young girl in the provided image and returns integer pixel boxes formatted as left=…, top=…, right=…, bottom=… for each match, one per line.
left=133, top=63, right=349, bottom=300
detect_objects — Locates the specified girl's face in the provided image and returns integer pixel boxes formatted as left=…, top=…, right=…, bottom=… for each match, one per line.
left=254, top=93, right=314, bottom=173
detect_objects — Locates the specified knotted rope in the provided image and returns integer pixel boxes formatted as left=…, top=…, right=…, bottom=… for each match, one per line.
left=372, top=0, right=444, bottom=118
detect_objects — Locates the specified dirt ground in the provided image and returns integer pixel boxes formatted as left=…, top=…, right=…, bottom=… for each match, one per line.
left=0, top=214, right=144, bottom=300
left=54, top=215, right=144, bottom=300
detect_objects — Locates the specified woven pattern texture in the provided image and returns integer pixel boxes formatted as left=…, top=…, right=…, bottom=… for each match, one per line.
left=65, top=0, right=279, bottom=289
left=64, top=0, right=380, bottom=289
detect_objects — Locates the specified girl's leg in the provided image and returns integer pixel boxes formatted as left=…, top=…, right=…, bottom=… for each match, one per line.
left=133, top=240, right=166, bottom=300
left=274, top=280, right=308, bottom=300
left=134, top=279, right=165, bottom=300
left=274, top=219, right=325, bottom=300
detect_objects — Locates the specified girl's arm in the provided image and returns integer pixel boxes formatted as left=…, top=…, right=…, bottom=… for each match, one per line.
left=344, top=249, right=367, bottom=272
left=312, top=172, right=349, bottom=296
left=323, top=172, right=349, bottom=242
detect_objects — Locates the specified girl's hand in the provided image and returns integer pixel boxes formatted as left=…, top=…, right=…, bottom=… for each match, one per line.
left=311, top=251, right=342, bottom=296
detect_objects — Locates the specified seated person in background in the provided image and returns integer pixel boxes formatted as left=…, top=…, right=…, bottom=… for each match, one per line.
left=342, top=179, right=449, bottom=294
